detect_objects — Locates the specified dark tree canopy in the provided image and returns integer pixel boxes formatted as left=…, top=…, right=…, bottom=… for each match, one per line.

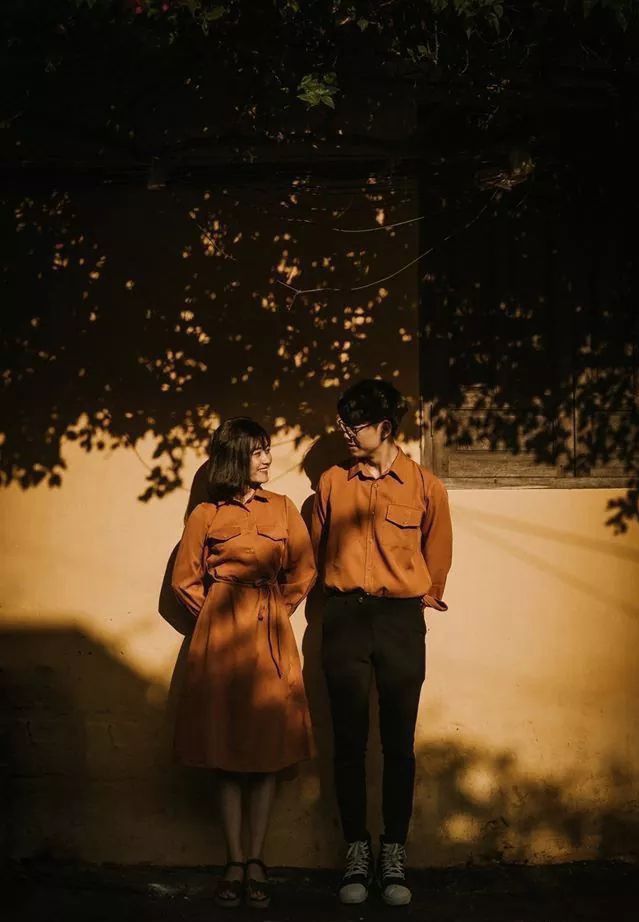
left=1, top=1, right=638, bottom=530
left=2, top=1, right=639, bottom=165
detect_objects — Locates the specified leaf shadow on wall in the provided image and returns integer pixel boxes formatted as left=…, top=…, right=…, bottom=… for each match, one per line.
left=1, top=158, right=637, bottom=530
left=0, top=173, right=420, bottom=499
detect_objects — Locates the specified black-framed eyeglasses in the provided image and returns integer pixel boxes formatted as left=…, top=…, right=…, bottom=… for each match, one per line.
left=336, top=415, right=372, bottom=439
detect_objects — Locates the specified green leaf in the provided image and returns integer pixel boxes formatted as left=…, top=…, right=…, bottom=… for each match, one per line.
left=207, top=5, right=226, bottom=20
left=297, top=72, right=340, bottom=109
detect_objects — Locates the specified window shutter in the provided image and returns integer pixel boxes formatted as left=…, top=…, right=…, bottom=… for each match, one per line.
left=420, top=191, right=575, bottom=485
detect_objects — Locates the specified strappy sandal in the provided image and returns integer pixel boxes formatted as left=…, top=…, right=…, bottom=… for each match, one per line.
left=214, top=861, right=245, bottom=909
left=245, top=858, right=273, bottom=910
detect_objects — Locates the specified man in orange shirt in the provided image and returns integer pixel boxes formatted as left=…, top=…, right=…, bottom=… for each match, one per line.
left=311, top=380, right=452, bottom=907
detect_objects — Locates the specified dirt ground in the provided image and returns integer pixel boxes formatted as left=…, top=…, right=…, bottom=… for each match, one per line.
left=5, top=860, right=638, bottom=922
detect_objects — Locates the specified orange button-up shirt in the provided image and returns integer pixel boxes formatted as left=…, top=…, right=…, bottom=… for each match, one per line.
left=311, top=448, right=452, bottom=610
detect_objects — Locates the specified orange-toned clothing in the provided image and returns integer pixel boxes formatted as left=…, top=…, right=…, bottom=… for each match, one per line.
left=171, top=488, right=316, bottom=773
left=311, top=448, right=452, bottom=610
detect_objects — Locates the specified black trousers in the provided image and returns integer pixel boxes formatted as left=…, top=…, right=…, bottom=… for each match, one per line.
left=321, top=592, right=426, bottom=845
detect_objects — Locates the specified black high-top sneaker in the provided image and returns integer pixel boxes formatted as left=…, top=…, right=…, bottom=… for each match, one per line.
left=338, top=838, right=374, bottom=904
left=377, top=839, right=411, bottom=906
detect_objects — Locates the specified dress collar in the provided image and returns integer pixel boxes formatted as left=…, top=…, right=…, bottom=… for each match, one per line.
left=218, top=487, right=269, bottom=507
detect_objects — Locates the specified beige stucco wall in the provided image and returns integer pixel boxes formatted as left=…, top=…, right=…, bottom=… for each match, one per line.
left=2, top=436, right=638, bottom=867
left=2, top=171, right=638, bottom=866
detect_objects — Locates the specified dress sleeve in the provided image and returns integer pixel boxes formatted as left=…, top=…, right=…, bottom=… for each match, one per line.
left=171, top=503, right=212, bottom=619
left=278, top=496, right=317, bottom=614
left=420, top=476, right=453, bottom=612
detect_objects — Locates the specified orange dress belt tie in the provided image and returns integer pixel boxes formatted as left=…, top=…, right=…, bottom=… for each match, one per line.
left=211, top=573, right=283, bottom=678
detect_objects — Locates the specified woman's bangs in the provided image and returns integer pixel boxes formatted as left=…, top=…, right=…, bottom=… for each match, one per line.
left=250, top=433, right=271, bottom=452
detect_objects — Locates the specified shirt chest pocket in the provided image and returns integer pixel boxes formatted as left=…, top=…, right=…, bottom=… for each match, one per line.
left=256, top=522, right=287, bottom=543
left=255, top=521, right=287, bottom=562
left=384, top=503, right=422, bottom=548
left=206, top=525, right=243, bottom=553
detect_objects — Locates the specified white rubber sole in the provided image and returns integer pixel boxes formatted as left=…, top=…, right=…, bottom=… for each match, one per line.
left=339, top=882, right=370, bottom=904
left=381, top=884, right=412, bottom=907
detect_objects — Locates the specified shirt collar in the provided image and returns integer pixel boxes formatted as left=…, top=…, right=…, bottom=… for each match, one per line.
left=347, top=446, right=410, bottom=484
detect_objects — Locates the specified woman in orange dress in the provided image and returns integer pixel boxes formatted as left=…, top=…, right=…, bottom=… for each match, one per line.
left=172, top=417, right=316, bottom=909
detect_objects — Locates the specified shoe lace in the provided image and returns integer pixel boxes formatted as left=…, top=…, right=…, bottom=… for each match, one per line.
left=344, top=840, right=371, bottom=879
left=381, top=842, right=406, bottom=879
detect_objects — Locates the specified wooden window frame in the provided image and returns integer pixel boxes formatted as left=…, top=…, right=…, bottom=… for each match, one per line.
left=419, top=397, right=633, bottom=489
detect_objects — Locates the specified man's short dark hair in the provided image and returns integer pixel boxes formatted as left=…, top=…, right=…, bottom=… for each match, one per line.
left=337, top=379, right=408, bottom=436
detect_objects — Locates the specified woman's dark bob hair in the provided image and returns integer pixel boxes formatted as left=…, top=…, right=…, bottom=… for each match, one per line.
left=337, top=379, right=407, bottom=437
left=207, top=417, right=270, bottom=503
